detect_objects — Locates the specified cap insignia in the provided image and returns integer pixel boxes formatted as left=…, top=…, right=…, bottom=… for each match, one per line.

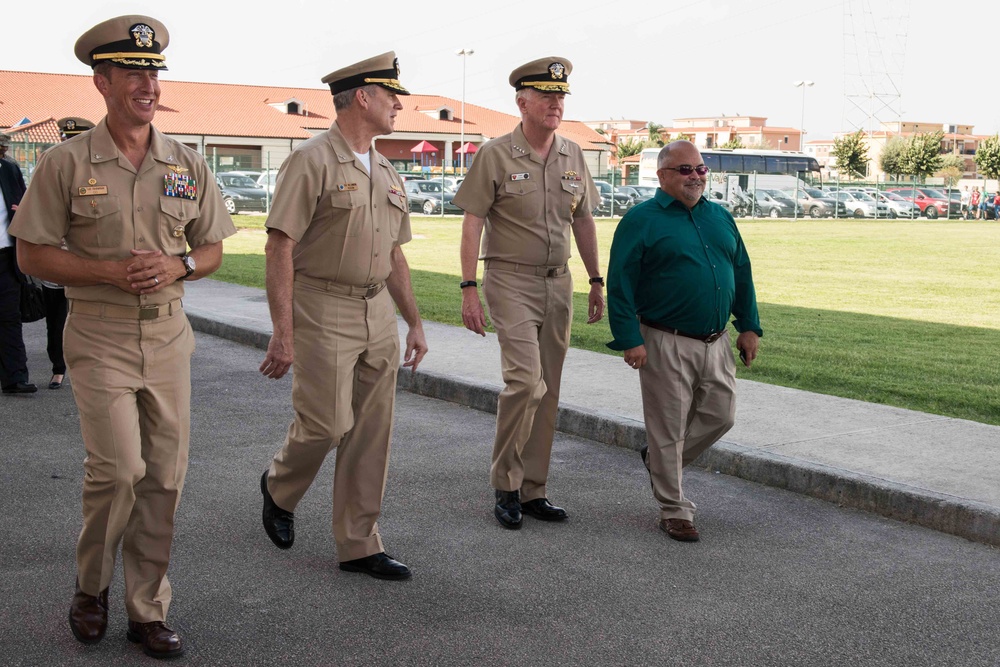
left=548, top=62, right=565, bottom=80
left=131, top=23, right=155, bottom=49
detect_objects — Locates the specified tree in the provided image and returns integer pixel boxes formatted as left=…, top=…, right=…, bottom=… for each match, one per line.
left=743, top=138, right=775, bottom=150
left=616, top=137, right=647, bottom=161
left=720, top=136, right=744, bottom=149
left=935, top=153, right=966, bottom=189
left=879, top=137, right=908, bottom=180
left=647, top=122, right=665, bottom=147
left=974, top=134, right=1000, bottom=182
left=831, top=131, right=870, bottom=179
left=902, top=131, right=945, bottom=182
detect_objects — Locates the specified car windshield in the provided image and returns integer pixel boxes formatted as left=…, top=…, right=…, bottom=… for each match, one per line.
left=222, top=175, right=257, bottom=187
left=882, top=192, right=905, bottom=201
left=805, top=188, right=826, bottom=197
left=634, top=187, right=656, bottom=196
left=852, top=192, right=875, bottom=201
left=922, top=189, right=947, bottom=199
left=417, top=182, right=442, bottom=193
left=834, top=192, right=855, bottom=200
left=595, top=182, right=613, bottom=194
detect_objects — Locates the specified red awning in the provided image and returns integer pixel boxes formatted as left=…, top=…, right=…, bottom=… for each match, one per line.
left=455, top=142, right=478, bottom=155
left=409, top=140, right=438, bottom=153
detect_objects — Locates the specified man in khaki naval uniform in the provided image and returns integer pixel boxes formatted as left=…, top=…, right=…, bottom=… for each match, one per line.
left=453, top=58, right=604, bottom=529
left=11, top=15, right=234, bottom=659
left=258, top=52, right=427, bottom=580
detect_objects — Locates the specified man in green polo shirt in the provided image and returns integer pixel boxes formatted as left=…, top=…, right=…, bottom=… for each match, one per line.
left=606, top=140, right=762, bottom=542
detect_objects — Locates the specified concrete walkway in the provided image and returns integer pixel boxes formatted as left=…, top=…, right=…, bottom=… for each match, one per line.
left=184, top=279, right=1000, bottom=546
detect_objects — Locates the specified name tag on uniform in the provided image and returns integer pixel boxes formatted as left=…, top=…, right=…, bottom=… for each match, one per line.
left=510, top=173, right=530, bottom=181
left=338, top=183, right=359, bottom=191
left=78, top=185, right=108, bottom=196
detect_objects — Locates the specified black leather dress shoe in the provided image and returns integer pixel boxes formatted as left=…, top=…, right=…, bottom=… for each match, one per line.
left=521, top=497, right=568, bottom=521
left=2, top=382, right=37, bottom=394
left=127, top=620, right=184, bottom=659
left=339, top=552, right=412, bottom=580
left=260, top=471, right=294, bottom=549
left=494, top=489, right=522, bottom=529
left=69, top=581, right=108, bottom=644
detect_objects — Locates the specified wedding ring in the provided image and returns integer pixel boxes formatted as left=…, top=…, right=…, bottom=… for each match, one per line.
left=153, top=276, right=159, bottom=285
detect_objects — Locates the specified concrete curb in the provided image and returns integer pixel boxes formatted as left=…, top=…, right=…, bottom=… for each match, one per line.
left=188, top=314, right=1000, bottom=547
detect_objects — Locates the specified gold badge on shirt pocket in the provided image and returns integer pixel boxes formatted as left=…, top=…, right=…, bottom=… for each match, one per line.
left=172, top=225, right=186, bottom=238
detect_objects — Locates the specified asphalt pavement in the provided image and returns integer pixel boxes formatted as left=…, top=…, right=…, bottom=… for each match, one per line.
left=2, top=325, right=1000, bottom=666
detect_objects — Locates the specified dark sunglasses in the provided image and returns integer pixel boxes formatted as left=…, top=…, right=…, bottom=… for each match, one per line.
left=660, top=165, right=709, bottom=176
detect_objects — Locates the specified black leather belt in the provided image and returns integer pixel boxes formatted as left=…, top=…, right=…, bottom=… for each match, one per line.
left=640, top=317, right=725, bottom=343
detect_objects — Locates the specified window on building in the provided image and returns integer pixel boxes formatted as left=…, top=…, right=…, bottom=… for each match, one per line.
left=287, top=102, right=300, bottom=115
left=205, top=145, right=262, bottom=172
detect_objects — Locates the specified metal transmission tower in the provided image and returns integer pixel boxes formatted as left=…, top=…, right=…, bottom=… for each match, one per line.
left=842, top=0, right=910, bottom=164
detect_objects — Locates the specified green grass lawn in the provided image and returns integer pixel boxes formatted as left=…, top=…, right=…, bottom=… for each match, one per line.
left=219, top=215, right=1000, bottom=425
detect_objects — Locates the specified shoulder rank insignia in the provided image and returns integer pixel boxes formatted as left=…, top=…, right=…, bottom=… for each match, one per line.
left=338, top=183, right=359, bottom=191
left=510, top=173, right=530, bottom=181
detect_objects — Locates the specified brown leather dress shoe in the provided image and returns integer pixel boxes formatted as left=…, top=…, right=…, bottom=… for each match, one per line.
left=660, top=518, right=700, bottom=542
left=69, top=581, right=109, bottom=644
left=127, top=620, right=184, bottom=659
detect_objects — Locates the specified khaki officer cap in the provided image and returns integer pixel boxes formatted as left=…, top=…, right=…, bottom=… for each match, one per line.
left=321, top=51, right=410, bottom=96
left=57, top=117, right=96, bottom=138
left=74, top=15, right=169, bottom=70
left=509, top=57, right=572, bottom=94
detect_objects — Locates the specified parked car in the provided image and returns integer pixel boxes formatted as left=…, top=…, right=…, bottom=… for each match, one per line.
left=216, top=172, right=268, bottom=214
left=593, top=180, right=632, bottom=216
left=885, top=187, right=960, bottom=219
left=256, top=170, right=279, bottom=195
left=876, top=191, right=920, bottom=219
left=830, top=190, right=891, bottom=218
left=749, top=190, right=801, bottom=218
left=631, top=185, right=658, bottom=203
left=615, top=186, right=642, bottom=203
left=786, top=187, right=847, bottom=218
left=404, top=180, right=462, bottom=215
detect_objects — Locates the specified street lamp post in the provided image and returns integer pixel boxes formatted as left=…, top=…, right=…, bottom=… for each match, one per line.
left=456, top=48, right=474, bottom=175
left=792, top=80, right=814, bottom=221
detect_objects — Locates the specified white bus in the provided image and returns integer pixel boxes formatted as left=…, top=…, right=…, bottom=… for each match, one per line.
left=637, top=147, right=821, bottom=190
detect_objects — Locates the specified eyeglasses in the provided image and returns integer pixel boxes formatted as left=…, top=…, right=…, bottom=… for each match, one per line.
left=659, top=165, right=709, bottom=176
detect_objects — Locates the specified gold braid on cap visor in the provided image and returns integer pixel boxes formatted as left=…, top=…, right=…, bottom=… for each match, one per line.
left=363, top=77, right=405, bottom=88
left=93, top=51, right=166, bottom=62
left=519, top=81, right=570, bottom=92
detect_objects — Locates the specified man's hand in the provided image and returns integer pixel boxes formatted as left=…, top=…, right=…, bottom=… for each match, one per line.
left=623, top=344, right=647, bottom=370
left=461, top=289, right=488, bottom=336
left=402, top=324, right=428, bottom=372
left=259, top=331, right=293, bottom=379
left=126, top=249, right=185, bottom=294
left=736, top=331, right=760, bottom=367
left=587, top=282, right=605, bottom=323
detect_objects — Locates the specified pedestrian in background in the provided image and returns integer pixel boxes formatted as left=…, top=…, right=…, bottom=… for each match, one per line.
left=0, top=133, right=34, bottom=395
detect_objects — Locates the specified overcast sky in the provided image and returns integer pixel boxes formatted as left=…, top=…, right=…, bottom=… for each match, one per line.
left=5, top=0, right=995, bottom=140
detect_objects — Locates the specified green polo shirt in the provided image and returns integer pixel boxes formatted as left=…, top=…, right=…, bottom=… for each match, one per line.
left=607, top=189, right=762, bottom=351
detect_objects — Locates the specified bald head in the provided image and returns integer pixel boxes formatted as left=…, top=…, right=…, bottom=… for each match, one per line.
left=656, top=140, right=707, bottom=208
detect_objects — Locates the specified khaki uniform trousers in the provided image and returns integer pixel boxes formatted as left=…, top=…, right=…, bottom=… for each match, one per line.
left=64, top=304, right=194, bottom=623
left=267, top=280, right=399, bottom=562
left=483, top=266, right=572, bottom=501
left=639, top=325, right=736, bottom=522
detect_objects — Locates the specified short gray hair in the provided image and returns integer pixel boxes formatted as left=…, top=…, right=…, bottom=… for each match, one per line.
left=333, top=84, right=378, bottom=111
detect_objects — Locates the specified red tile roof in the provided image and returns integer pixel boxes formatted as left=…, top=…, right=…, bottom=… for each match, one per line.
left=1, top=117, right=62, bottom=144
left=0, top=70, right=610, bottom=151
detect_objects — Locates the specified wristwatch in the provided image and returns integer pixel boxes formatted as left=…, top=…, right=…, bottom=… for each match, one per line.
left=589, top=276, right=605, bottom=287
left=180, top=254, right=196, bottom=280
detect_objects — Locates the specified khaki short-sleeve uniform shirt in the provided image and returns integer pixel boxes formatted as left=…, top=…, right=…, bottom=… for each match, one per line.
left=10, top=118, right=235, bottom=306
left=265, top=122, right=411, bottom=286
left=452, top=123, right=598, bottom=266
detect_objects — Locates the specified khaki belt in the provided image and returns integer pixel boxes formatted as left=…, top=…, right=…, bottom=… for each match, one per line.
left=484, top=259, right=569, bottom=278
left=69, top=298, right=182, bottom=320
left=295, top=274, right=386, bottom=299
left=640, top=317, right=725, bottom=343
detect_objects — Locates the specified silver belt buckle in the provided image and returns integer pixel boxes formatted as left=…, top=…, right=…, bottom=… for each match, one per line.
left=364, top=284, right=380, bottom=298
left=138, top=305, right=160, bottom=320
